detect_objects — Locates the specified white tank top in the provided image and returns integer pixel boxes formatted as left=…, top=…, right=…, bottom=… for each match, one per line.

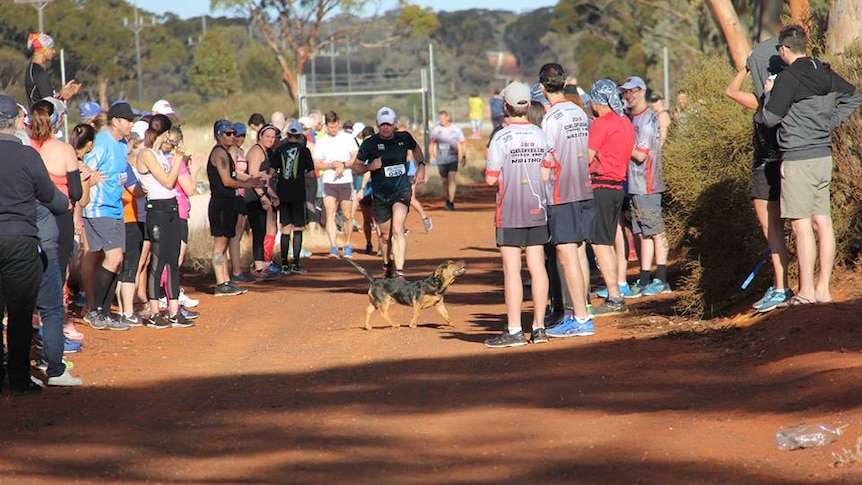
left=140, top=148, right=177, bottom=200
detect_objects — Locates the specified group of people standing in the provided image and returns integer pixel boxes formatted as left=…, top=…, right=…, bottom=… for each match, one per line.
left=484, top=63, right=673, bottom=348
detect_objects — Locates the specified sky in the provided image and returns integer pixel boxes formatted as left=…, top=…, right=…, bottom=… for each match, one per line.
left=143, top=0, right=557, bottom=20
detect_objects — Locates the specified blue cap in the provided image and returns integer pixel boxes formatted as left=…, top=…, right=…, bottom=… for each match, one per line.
left=530, top=83, right=549, bottom=105
left=79, top=101, right=101, bottom=119
left=286, top=120, right=303, bottom=135
left=213, top=119, right=233, bottom=138
left=0, top=94, right=18, bottom=120
left=232, top=122, right=247, bottom=136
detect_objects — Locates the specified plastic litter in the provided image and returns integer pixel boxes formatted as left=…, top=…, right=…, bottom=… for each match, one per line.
left=776, top=424, right=845, bottom=451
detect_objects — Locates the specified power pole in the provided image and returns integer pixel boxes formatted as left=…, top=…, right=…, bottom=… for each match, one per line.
left=14, top=0, right=54, bottom=33
left=124, top=7, right=154, bottom=101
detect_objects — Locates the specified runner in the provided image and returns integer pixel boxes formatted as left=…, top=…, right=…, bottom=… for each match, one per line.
left=353, top=107, right=427, bottom=279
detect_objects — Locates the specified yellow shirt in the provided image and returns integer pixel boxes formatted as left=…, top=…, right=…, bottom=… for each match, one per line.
left=468, top=96, right=484, bottom=121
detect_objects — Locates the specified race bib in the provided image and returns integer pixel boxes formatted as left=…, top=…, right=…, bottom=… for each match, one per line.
left=118, top=172, right=128, bottom=185
left=383, top=164, right=405, bottom=178
left=438, top=143, right=451, bottom=155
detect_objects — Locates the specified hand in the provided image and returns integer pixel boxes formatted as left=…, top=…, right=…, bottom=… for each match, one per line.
left=460, top=156, right=467, bottom=168
left=79, top=164, right=93, bottom=181
left=415, top=164, right=429, bottom=185
left=764, top=75, right=775, bottom=93
left=260, top=195, right=272, bottom=211
left=269, top=193, right=280, bottom=208
left=60, top=80, right=81, bottom=100
left=367, top=158, right=382, bottom=171
left=334, top=162, right=345, bottom=179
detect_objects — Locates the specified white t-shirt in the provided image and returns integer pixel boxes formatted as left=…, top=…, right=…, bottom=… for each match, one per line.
left=314, top=130, right=357, bottom=185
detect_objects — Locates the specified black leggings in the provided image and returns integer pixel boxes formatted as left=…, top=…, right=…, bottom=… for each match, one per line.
left=55, top=210, right=75, bottom=283
left=246, top=200, right=267, bottom=262
left=146, top=199, right=182, bottom=301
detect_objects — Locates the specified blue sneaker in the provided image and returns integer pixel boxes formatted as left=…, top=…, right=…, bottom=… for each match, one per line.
left=619, top=282, right=642, bottom=299
left=64, top=338, right=82, bottom=354
left=752, top=287, right=775, bottom=309
left=756, top=289, right=789, bottom=313
left=593, top=286, right=609, bottom=298
left=343, top=245, right=354, bottom=259
left=328, top=246, right=339, bottom=258
left=546, top=316, right=595, bottom=338
left=641, top=278, right=671, bottom=296
left=266, top=261, right=282, bottom=274
left=300, top=248, right=312, bottom=258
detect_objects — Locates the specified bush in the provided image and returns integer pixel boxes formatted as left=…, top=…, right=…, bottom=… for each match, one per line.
left=664, top=48, right=862, bottom=318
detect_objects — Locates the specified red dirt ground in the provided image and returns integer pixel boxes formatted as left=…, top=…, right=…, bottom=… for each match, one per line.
left=2, top=184, right=861, bottom=484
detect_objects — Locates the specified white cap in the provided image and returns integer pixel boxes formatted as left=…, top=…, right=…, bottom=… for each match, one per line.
left=131, top=120, right=148, bottom=140
left=352, top=122, right=366, bottom=135
left=151, top=99, right=175, bottom=114
left=376, top=106, right=396, bottom=125
left=502, top=81, right=531, bottom=108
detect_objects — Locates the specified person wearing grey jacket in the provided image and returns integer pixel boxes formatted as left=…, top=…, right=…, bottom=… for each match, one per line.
left=760, top=24, right=862, bottom=306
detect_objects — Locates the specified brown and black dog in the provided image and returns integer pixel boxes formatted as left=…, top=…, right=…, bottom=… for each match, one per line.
left=343, top=259, right=466, bottom=330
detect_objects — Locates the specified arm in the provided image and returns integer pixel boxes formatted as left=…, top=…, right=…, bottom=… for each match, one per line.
left=657, top=111, right=671, bottom=144
left=213, top=149, right=261, bottom=189
left=485, top=170, right=499, bottom=186
left=44, top=185, right=70, bottom=215
left=458, top=140, right=468, bottom=166
left=139, top=148, right=185, bottom=189
left=831, top=73, right=862, bottom=129
left=411, top=144, right=428, bottom=185
left=725, top=68, right=759, bottom=111
left=761, top=74, right=795, bottom=128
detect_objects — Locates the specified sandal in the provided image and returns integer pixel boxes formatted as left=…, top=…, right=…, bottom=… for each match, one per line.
left=778, top=295, right=813, bottom=308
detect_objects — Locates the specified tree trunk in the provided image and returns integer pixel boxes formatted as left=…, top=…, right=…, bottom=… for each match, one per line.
left=788, top=0, right=811, bottom=29
left=826, top=0, right=862, bottom=55
left=705, top=0, right=751, bottom=69
left=98, top=75, right=109, bottom=109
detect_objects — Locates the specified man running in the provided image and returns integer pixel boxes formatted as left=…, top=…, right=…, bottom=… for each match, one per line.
left=429, top=110, right=466, bottom=211
left=353, top=107, right=427, bottom=279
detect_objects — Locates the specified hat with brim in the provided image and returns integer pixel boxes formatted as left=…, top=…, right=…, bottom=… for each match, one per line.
left=0, top=95, right=18, bottom=120
left=502, top=81, right=531, bottom=108
left=107, top=102, right=138, bottom=121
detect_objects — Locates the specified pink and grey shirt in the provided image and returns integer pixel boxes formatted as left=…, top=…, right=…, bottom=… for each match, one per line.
left=541, top=100, right=593, bottom=204
left=486, top=121, right=551, bottom=228
left=628, top=107, right=665, bottom=195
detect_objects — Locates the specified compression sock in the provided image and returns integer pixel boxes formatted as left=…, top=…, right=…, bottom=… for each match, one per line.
left=263, top=234, right=276, bottom=263
left=280, top=232, right=290, bottom=267
left=640, top=270, right=651, bottom=286
left=292, top=231, right=303, bottom=263
left=656, top=264, right=668, bottom=283
left=96, top=267, right=119, bottom=312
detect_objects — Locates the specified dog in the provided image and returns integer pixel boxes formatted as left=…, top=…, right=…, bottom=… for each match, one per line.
left=343, top=259, right=466, bottom=330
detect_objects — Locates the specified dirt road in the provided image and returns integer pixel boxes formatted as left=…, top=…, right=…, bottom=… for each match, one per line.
left=2, top=186, right=861, bottom=484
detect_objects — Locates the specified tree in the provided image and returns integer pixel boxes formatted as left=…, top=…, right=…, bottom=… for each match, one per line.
left=704, top=0, right=751, bottom=69
left=211, top=0, right=379, bottom=105
left=188, top=30, right=239, bottom=103
left=826, top=0, right=862, bottom=54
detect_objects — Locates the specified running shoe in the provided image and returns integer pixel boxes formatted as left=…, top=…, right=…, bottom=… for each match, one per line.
left=593, top=297, right=627, bottom=317
left=214, top=282, right=243, bottom=297
left=85, top=309, right=107, bottom=330
left=756, top=289, right=790, bottom=313
left=64, top=324, right=85, bottom=341
left=343, top=245, right=354, bottom=259
left=101, top=312, right=131, bottom=331
left=484, top=330, right=527, bottom=348
left=641, top=279, right=672, bottom=296
left=178, top=288, right=199, bottom=308
left=146, top=312, right=171, bottom=329
left=328, top=246, right=339, bottom=258
left=63, top=338, right=82, bottom=354
left=167, top=312, right=195, bottom=328
left=180, top=307, right=200, bottom=320
left=423, top=217, right=433, bottom=232
left=290, top=264, right=308, bottom=275
left=266, top=261, right=283, bottom=274
left=47, top=370, right=82, bottom=387
left=546, top=316, right=595, bottom=338
left=252, top=267, right=280, bottom=281
left=299, top=249, right=312, bottom=258
left=230, top=272, right=255, bottom=283
left=364, top=243, right=374, bottom=255
left=121, top=313, right=143, bottom=327
left=752, top=287, right=775, bottom=309
left=530, top=328, right=549, bottom=344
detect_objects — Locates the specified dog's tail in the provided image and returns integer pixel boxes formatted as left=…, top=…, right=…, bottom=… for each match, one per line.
left=342, top=257, right=376, bottom=283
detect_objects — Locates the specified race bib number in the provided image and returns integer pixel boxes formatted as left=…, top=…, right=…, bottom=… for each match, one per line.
left=383, top=164, right=405, bottom=178
left=438, top=143, right=451, bottom=155
left=118, top=172, right=128, bottom=185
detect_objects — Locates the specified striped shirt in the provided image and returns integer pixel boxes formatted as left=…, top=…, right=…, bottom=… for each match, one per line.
left=541, top=99, right=592, bottom=204
left=82, top=131, right=133, bottom=219
left=486, top=121, right=550, bottom=228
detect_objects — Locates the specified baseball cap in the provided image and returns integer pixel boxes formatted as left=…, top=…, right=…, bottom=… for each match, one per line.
left=131, top=120, right=148, bottom=140
left=107, top=101, right=138, bottom=121
left=297, top=116, right=313, bottom=130
left=0, top=95, right=18, bottom=120
left=79, top=101, right=102, bottom=119
left=286, top=120, right=303, bottom=135
left=376, top=106, right=396, bottom=125
left=502, top=81, right=531, bottom=108
left=232, top=122, right=247, bottom=136
left=619, top=76, right=647, bottom=91
left=213, top=119, right=234, bottom=138
left=43, top=96, right=67, bottom=126
left=352, top=122, right=365, bottom=136
left=152, top=99, right=183, bottom=125
left=530, top=83, right=549, bottom=105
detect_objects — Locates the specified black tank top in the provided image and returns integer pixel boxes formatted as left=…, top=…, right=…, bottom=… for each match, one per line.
left=207, top=145, right=237, bottom=199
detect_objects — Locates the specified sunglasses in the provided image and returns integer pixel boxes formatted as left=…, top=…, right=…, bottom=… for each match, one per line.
left=775, top=44, right=786, bottom=51
left=222, top=131, right=236, bottom=137
left=167, top=139, right=182, bottom=146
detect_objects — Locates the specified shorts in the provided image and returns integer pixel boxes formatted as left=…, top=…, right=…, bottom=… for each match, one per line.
left=237, top=195, right=247, bottom=216
left=780, top=156, right=832, bottom=219
left=209, top=197, right=241, bottom=238
left=120, top=222, right=145, bottom=283
left=179, top=218, right=189, bottom=244
left=360, top=194, right=373, bottom=207
left=630, top=193, right=666, bottom=236
left=83, top=217, right=125, bottom=252
left=279, top=200, right=307, bottom=227
left=591, top=187, right=624, bottom=246
left=373, top=190, right=412, bottom=224
left=751, top=159, right=782, bottom=201
left=548, top=200, right=595, bottom=244
left=496, top=225, right=550, bottom=247
left=437, top=162, right=458, bottom=179
left=324, top=182, right=352, bottom=202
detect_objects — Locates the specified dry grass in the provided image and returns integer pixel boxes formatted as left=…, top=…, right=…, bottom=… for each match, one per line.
left=832, top=436, right=862, bottom=468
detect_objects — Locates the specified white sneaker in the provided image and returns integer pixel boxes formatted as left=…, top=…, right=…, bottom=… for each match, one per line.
left=47, top=370, right=82, bottom=387
left=178, top=288, right=199, bottom=308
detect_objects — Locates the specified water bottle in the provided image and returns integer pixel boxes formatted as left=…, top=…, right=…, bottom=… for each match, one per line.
left=775, top=424, right=843, bottom=450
